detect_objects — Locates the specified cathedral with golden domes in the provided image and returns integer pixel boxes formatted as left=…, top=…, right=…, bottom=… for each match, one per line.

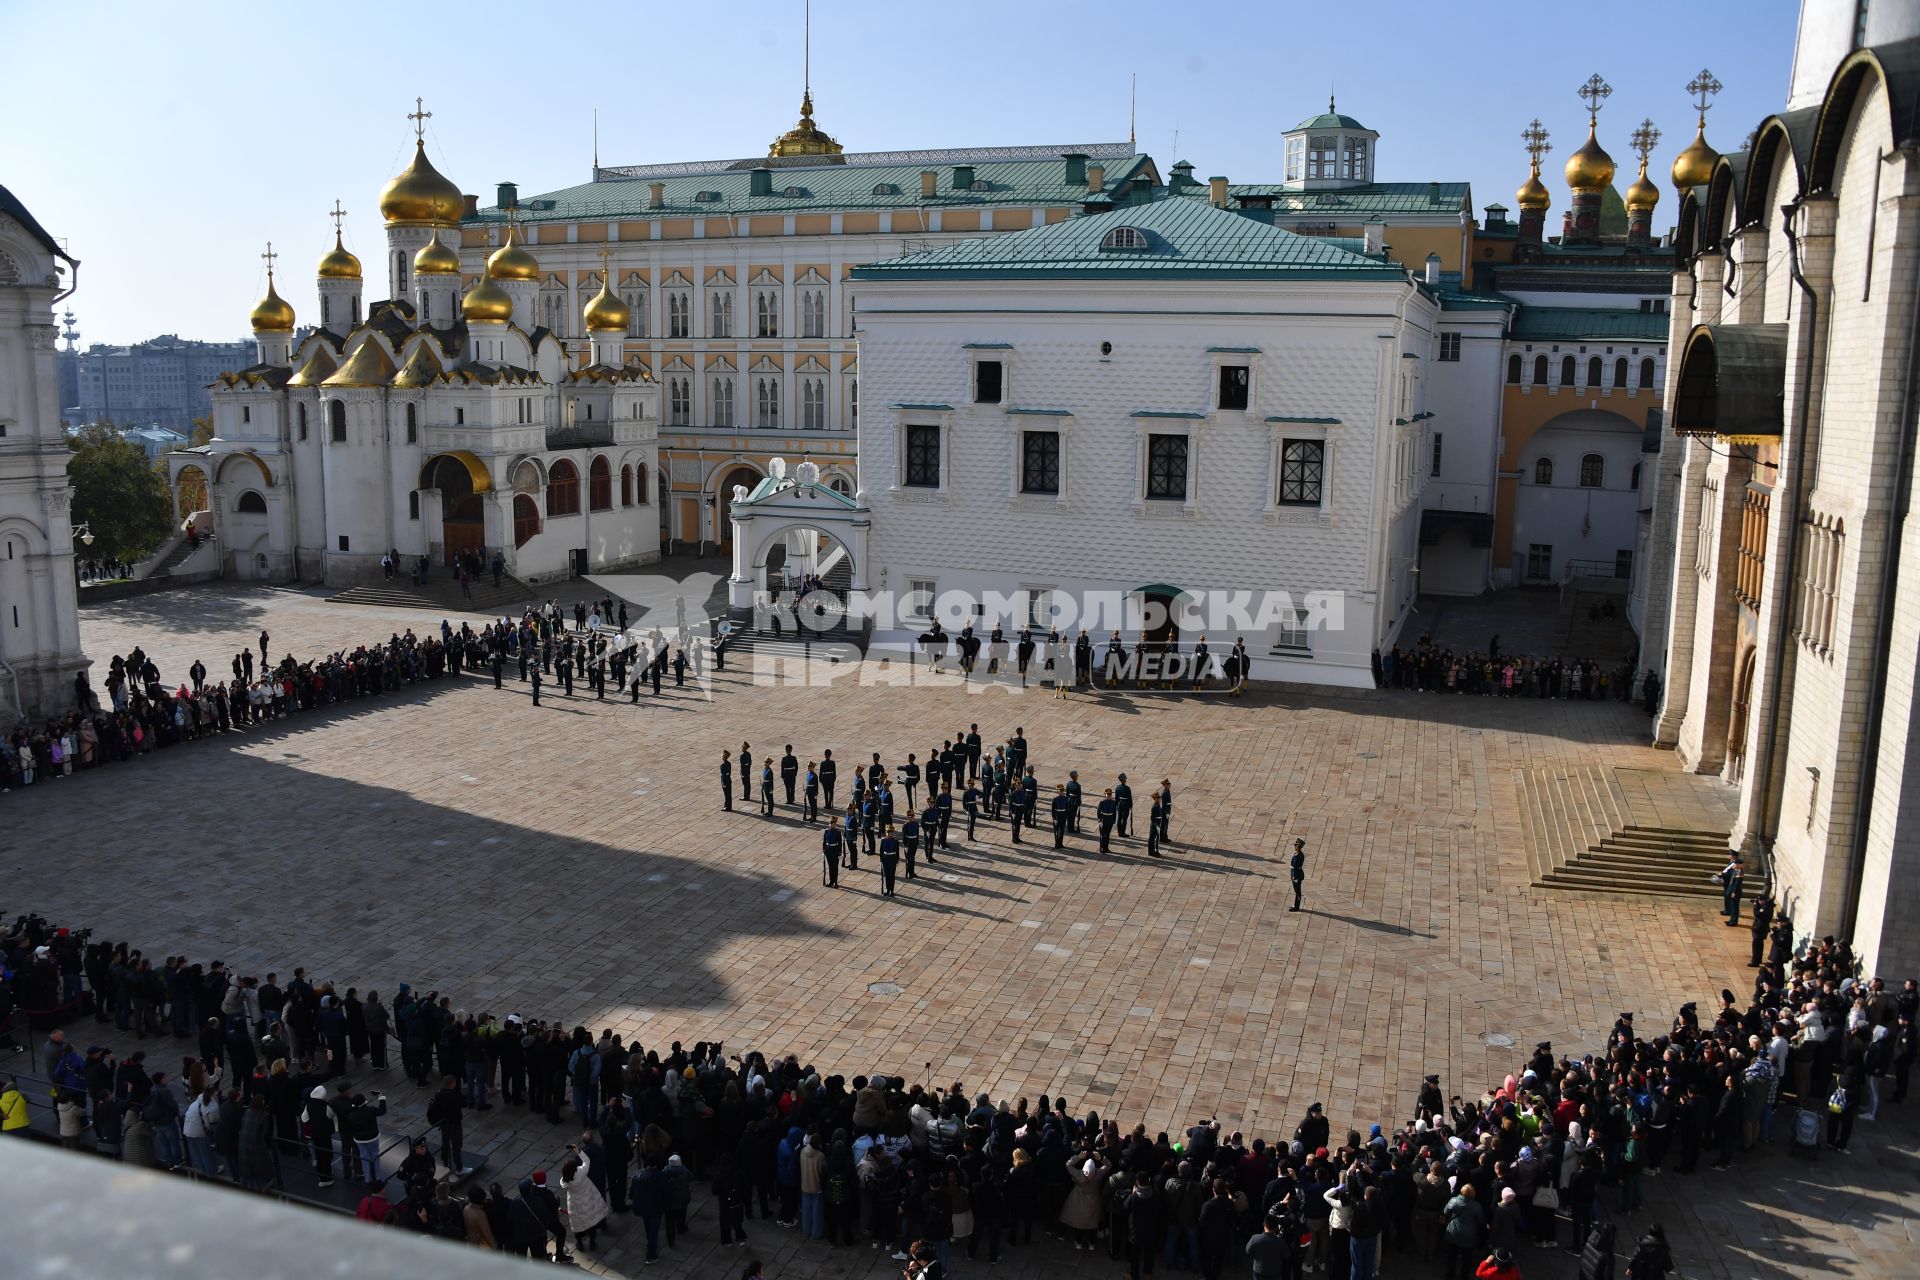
left=174, top=111, right=659, bottom=588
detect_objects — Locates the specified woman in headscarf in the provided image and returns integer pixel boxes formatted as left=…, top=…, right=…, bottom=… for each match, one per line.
left=1060, top=1151, right=1107, bottom=1250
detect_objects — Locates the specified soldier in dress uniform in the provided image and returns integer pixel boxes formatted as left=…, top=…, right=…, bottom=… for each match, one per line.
left=1065, top=771, right=1084, bottom=834
left=921, top=800, right=940, bottom=863
left=780, top=746, right=800, bottom=806
left=841, top=806, right=861, bottom=871
left=1023, top=767, right=1041, bottom=826
left=1009, top=728, right=1028, bottom=781
left=1158, top=779, right=1174, bottom=844
left=1009, top=778, right=1027, bottom=844
left=804, top=762, right=820, bottom=823
left=861, top=792, right=880, bottom=860
left=1114, top=773, right=1134, bottom=838
left=1097, top=789, right=1118, bottom=853
left=966, top=725, right=983, bottom=782
left=1288, top=838, right=1306, bottom=911
left=900, top=754, right=921, bottom=810
left=760, top=762, right=775, bottom=816
left=963, top=780, right=981, bottom=841
left=491, top=648, right=505, bottom=690
left=1050, top=785, right=1072, bottom=849
left=878, top=825, right=900, bottom=897
left=819, top=750, right=838, bottom=810
left=901, top=813, right=921, bottom=880
left=822, top=823, right=843, bottom=887
left=1146, top=789, right=1164, bottom=857
left=936, top=784, right=954, bottom=849
left=530, top=664, right=543, bottom=707
left=738, top=744, right=753, bottom=797
left=720, top=750, right=733, bottom=811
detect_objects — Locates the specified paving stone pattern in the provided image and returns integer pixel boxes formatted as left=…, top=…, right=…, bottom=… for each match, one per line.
left=8, top=584, right=1913, bottom=1280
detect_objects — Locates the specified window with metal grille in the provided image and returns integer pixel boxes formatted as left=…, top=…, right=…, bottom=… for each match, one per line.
left=1430, top=433, right=1443, bottom=477
left=1580, top=453, right=1605, bottom=488
left=1101, top=226, right=1148, bottom=251
left=1146, top=434, right=1188, bottom=501
left=1218, top=365, right=1249, bottom=410
left=1437, top=333, right=1461, bottom=361
left=547, top=459, right=581, bottom=516
left=1527, top=543, right=1553, bottom=580
left=905, top=425, right=941, bottom=488
left=1534, top=457, right=1553, bottom=485
left=974, top=360, right=1003, bottom=404
left=1279, top=439, right=1324, bottom=505
left=1021, top=431, right=1059, bottom=494
left=589, top=455, right=612, bottom=511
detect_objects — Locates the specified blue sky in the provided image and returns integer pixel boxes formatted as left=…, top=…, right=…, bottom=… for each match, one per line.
left=4, top=0, right=1799, bottom=346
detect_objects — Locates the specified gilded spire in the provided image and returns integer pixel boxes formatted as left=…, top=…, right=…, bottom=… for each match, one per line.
left=250, top=242, right=296, bottom=333
left=769, top=0, right=843, bottom=157
left=1516, top=118, right=1552, bottom=211
left=1564, top=73, right=1617, bottom=191
left=1626, top=118, right=1662, bottom=212
left=1670, top=68, right=1722, bottom=191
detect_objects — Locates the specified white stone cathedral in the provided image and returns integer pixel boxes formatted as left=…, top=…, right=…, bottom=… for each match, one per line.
left=177, top=127, right=660, bottom=587
left=0, top=184, right=85, bottom=721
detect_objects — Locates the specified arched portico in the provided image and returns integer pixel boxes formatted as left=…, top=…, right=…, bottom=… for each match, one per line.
left=725, top=458, right=869, bottom=617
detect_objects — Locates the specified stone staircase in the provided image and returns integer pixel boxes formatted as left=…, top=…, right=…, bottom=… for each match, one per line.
left=328, top=572, right=535, bottom=614
left=1518, top=764, right=1733, bottom=899
left=1556, top=581, right=1636, bottom=663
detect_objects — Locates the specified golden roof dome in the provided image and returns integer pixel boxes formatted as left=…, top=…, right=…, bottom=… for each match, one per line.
left=1564, top=124, right=1616, bottom=191
left=322, top=340, right=398, bottom=389
left=769, top=90, right=844, bottom=159
left=250, top=274, right=296, bottom=333
left=487, top=226, right=540, bottom=282
left=317, top=232, right=362, bottom=280
left=583, top=277, right=630, bottom=332
left=414, top=230, right=461, bottom=277
left=1516, top=162, right=1551, bottom=211
left=1670, top=123, right=1719, bottom=192
left=379, top=141, right=463, bottom=226
left=462, top=275, right=514, bottom=323
left=1625, top=159, right=1661, bottom=213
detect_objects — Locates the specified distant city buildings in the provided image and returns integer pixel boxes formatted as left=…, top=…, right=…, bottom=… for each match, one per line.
left=57, top=331, right=254, bottom=429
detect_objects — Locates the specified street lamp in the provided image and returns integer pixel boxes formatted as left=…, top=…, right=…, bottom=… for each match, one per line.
left=73, top=522, right=95, bottom=547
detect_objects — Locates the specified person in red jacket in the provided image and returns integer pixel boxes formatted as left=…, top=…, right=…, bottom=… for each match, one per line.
left=1475, top=1246, right=1521, bottom=1280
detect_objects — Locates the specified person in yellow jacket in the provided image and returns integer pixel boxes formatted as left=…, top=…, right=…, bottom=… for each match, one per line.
left=1, top=1077, right=30, bottom=1133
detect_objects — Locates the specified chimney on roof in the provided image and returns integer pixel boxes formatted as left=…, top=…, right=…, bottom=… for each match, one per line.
left=1425, top=253, right=1442, bottom=284
left=1363, top=219, right=1385, bottom=256
left=649, top=182, right=665, bottom=209
left=749, top=168, right=774, bottom=197
left=920, top=170, right=938, bottom=199
left=1062, top=152, right=1089, bottom=185
left=1087, top=164, right=1105, bottom=194
left=1208, top=176, right=1229, bottom=208
left=952, top=165, right=975, bottom=190
left=462, top=194, right=479, bottom=218
left=496, top=181, right=519, bottom=211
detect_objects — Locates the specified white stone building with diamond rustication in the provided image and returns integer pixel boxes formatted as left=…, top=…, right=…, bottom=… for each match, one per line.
left=847, top=195, right=1441, bottom=687
left=1651, top=0, right=1920, bottom=974
left=0, top=183, right=86, bottom=723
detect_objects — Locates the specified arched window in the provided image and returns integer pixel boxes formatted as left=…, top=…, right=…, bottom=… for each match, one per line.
left=1533, top=355, right=1549, bottom=384
left=589, top=455, right=613, bottom=511
left=1100, top=226, right=1148, bottom=251
left=1559, top=356, right=1575, bottom=386
left=711, top=376, right=734, bottom=428
left=1507, top=354, right=1522, bottom=384
left=236, top=490, right=267, bottom=514
left=297, top=402, right=307, bottom=441
left=801, top=376, right=826, bottom=429
left=322, top=296, right=331, bottom=327
left=1613, top=358, right=1628, bottom=388
left=1580, top=454, right=1605, bottom=488
left=547, top=459, right=580, bottom=516
left=513, top=494, right=541, bottom=548
left=756, top=376, right=780, bottom=428
left=756, top=290, right=779, bottom=338
left=405, top=401, right=417, bottom=444
left=1534, top=457, right=1553, bottom=485
left=635, top=463, right=649, bottom=504
left=1630, top=463, right=1643, bottom=489
left=620, top=465, right=632, bottom=507
left=328, top=399, right=347, bottom=443
left=1587, top=357, right=1603, bottom=387
left=1640, top=357, right=1656, bottom=388
left=710, top=290, right=732, bottom=338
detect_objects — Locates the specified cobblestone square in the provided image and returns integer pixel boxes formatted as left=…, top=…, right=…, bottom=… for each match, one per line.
left=7, top=581, right=1912, bottom=1280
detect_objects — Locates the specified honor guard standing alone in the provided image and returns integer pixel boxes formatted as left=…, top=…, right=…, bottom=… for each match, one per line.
left=1289, top=838, right=1306, bottom=911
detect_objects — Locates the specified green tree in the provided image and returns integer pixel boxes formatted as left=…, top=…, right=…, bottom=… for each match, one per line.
left=188, top=415, right=214, bottom=448
left=67, top=422, right=174, bottom=564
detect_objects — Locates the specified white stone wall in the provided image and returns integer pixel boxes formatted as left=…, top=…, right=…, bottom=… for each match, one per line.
left=1419, top=309, right=1506, bottom=595
left=855, top=277, right=1429, bottom=686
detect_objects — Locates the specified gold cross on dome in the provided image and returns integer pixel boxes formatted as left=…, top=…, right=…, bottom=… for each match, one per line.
left=260, top=241, right=279, bottom=277
left=1687, top=68, right=1723, bottom=123
left=1576, top=73, right=1612, bottom=123
left=1629, top=118, right=1662, bottom=165
left=408, top=97, right=432, bottom=141
left=1522, top=118, right=1552, bottom=166
left=328, top=200, right=348, bottom=234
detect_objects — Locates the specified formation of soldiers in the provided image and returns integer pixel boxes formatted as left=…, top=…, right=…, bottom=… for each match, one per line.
left=718, top=729, right=1179, bottom=895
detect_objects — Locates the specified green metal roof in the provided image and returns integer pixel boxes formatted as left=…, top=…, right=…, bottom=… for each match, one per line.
left=1292, top=112, right=1372, bottom=132
left=1005, top=407, right=1072, bottom=416
left=472, top=151, right=1156, bottom=223
left=1181, top=182, right=1471, bottom=216
left=1510, top=307, right=1670, bottom=343
left=1131, top=410, right=1206, bottom=420
left=1266, top=415, right=1342, bottom=424
left=851, top=198, right=1405, bottom=282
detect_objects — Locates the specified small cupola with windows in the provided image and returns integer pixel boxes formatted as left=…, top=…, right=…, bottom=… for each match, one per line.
left=1281, top=96, right=1379, bottom=192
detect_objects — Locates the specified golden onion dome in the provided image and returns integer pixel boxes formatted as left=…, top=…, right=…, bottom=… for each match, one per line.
left=769, top=90, right=845, bottom=158
left=1516, top=164, right=1551, bottom=211
left=413, top=230, right=462, bottom=277
left=1625, top=160, right=1661, bottom=213
left=316, top=232, right=362, bottom=280
left=462, top=275, right=514, bottom=323
left=1670, top=124, right=1719, bottom=192
left=379, top=141, right=464, bottom=226
left=487, top=227, right=540, bottom=282
left=1564, top=125, right=1616, bottom=191
left=250, top=275, right=296, bottom=332
left=583, top=277, right=631, bottom=332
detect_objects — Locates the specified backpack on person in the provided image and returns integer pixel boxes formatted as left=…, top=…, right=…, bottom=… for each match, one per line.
left=573, top=1051, right=595, bottom=1092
